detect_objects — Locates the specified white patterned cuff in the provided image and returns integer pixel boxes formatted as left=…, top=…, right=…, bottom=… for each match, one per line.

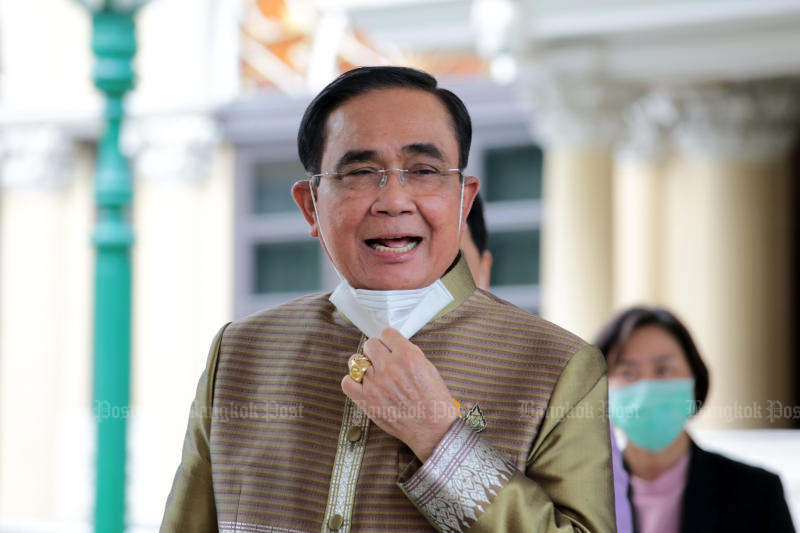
left=397, top=419, right=515, bottom=533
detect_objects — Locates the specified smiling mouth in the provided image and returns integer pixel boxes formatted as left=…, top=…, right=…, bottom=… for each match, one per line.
left=366, top=236, right=422, bottom=253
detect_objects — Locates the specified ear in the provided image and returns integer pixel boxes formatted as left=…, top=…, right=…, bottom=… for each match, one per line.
left=292, top=180, right=320, bottom=237
left=460, top=175, right=480, bottom=231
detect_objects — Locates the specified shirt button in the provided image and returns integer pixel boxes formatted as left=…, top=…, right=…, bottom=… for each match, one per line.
left=347, top=426, right=363, bottom=442
left=328, top=514, right=344, bottom=530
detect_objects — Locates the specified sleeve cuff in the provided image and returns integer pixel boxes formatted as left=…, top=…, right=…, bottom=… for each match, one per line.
left=397, top=419, right=515, bottom=533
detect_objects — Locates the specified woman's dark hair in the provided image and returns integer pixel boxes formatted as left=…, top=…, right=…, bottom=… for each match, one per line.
left=595, top=306, right=710, bottom=412
left=297, top=66, right=472, bottom=175
left=466, top=194, right=488, bottom=254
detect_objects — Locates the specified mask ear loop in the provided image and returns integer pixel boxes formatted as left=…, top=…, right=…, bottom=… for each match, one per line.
left=309, top=178, right=344, bottom=282
left=457, top=174, right=465, bottom=236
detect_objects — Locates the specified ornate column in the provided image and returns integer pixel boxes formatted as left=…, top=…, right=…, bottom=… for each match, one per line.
left=117, top=0, right=240, bottom=517
left=123, top=113, right=218, bottom=182
left=122, top=112, right=234, bottom=523
left=664, top=79, right=800, bottom=428
left=522, top=71, right=641, bottom=340
left=0, top=126, right=77, bottom=188
left=0, top=125, right=82, bottom=518
left=612, top=92, right=675, bottom=308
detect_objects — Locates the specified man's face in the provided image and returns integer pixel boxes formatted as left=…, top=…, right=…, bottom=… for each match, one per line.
left=293, top=87, right=479, bottom=290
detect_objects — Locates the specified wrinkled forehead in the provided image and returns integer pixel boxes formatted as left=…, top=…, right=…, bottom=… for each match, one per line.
left=321, top=88, right=459, bottom=164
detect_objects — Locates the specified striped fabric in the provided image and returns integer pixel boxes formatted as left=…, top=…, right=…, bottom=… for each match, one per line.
left=210, top=287, right=586, bottom=532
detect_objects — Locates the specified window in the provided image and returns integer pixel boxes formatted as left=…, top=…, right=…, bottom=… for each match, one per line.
left=253, top=241, right=320, bottom=293
left=488, top=229, right=540, bottom=287
left=233, top=142, right=336, bottom=318
left=474, top=142, right=543, bottom=312
left=484, top=145, right=543, bottom=202
left=252, top=160, right=304, bottom=214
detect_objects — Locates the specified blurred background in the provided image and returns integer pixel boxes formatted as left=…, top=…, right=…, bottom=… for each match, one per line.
left=0, top=0, right=798, bottom=530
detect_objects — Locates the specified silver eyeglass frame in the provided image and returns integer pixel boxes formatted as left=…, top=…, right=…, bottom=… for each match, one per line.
left=309, top=168, right=463, bottom=188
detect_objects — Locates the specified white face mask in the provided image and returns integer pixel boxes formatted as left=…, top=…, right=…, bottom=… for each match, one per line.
left=330, top=279, right=453, bottom=339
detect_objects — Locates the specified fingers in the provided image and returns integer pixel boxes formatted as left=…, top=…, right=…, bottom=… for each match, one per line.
left=343, top=329, right=424, bottom=399
left=378, top=327, right=406, bottom=351
left=341, top=374, right=362, bottom=401
left=362, top=337, right=391, bottom=370
left=377, top=328, right=425, bottom=367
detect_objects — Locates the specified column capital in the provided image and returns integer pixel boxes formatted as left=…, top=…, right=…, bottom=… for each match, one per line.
left=0, top=124, right=77, bottom=190
left=519, top=69, right=644, bottom=149
left=616, top=90, right=677, bottom=161
left=670, top=78, right=800, bottom=161
left=122, top=112, right=219, bottom=182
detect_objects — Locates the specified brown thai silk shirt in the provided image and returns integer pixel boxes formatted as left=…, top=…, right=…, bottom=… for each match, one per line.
left=161, top=256, right=615, bottom=532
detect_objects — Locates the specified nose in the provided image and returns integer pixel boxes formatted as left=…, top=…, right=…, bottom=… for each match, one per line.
left=370, top=170, right=416, bottom=216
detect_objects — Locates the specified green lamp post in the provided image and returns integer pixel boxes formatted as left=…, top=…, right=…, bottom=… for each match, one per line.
left=75, top=0, right=148, bottom=531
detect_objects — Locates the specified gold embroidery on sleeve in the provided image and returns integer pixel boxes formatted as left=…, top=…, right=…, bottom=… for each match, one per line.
left=399, top=420, right=514, bottom=533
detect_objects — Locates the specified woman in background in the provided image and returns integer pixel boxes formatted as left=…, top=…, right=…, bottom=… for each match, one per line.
left=595, top=306, right=795, bottom=533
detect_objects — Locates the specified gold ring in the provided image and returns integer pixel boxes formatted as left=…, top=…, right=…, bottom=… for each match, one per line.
left=348, top=355, right=372, bottom=383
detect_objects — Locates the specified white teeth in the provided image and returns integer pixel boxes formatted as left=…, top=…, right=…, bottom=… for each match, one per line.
left=370, top=240, right=419, bottom=253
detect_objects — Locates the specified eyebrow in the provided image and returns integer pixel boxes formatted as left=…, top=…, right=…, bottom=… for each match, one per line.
left=334, top=143, right=447, bottom=171
left=402, top=143, right=445, bottom=161
left=616, top=353, right=676, bottom=366
left=335, top=150, right=378, bottom=170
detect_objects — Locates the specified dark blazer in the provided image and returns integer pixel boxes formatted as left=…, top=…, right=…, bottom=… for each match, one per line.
left=630, top=440, right=796, bottom=533
left=679, top=441, right=795, bottom=532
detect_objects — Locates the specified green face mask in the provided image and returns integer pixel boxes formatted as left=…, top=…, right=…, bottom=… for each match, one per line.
left=609, top=378, right=695, bottom=452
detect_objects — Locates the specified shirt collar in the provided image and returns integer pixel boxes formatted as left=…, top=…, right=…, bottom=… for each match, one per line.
left=431, top=251, right=476, bottom=322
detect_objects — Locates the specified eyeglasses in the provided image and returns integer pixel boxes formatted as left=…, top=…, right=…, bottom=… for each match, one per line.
left=310, top=165, right=462, bottom=195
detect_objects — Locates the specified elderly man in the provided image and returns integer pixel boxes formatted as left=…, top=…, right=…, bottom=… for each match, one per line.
left=161, top=66, right=615, bottom=532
